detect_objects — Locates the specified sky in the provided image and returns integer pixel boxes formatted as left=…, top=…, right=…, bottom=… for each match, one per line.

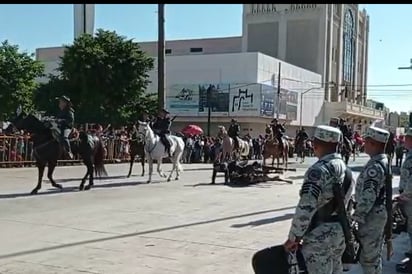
left=0, top=4, right=411, bottom=112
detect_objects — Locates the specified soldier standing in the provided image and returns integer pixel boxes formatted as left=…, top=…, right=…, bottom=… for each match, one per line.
left=353, top=126, right=390, bottom=274
left=399, top=128, right=412, bottom=257
left=284, top=125, right=347, bottom=273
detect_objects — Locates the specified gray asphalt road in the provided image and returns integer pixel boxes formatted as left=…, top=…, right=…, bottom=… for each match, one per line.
left=0, top=154, right=405, bottom=274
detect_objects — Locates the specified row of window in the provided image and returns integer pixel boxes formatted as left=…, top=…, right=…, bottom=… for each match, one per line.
left=165, top=47, right=203, bottom=55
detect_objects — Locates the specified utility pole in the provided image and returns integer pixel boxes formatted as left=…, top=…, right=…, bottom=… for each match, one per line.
left=276, top=62, right=281, bottom=119
left=158, top=4, right=166, bottom=111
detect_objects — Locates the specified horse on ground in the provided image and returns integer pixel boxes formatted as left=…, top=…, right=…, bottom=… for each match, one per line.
left=9, top=111, right=107, bottom=194
left=137, top=121, right=185, bottom=183
left=126, top=124, right=146, bottom=178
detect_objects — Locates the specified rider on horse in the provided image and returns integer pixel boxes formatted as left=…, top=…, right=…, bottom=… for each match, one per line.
left=338, top=118, right=352, bottom=147
left=228, top=119, right=241, bottom=150
left=270, top=118, right=285, bottom=151
left=152, top=108, right=172, bottom=158
left=56, top=95, right=75, bottom=160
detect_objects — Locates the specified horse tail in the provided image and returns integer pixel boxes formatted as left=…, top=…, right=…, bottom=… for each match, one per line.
left=94, top=139, right=108, bottom=178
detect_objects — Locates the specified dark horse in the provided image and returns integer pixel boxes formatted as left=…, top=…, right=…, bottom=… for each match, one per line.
left=10, top=112, right=107, bottom=194
left=340, top=139, right=352, bottom=165
left=126, top=124, right=146, bottom=178
left=385, top=132, right=395, bottom=166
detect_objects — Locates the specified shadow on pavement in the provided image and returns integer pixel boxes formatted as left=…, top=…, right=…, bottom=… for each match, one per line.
left=56, top=175, right=127, bottom=183
left=0, top=206, right=296, bottom=260
left=231, top=213, right=295, bottom=228
left=0, top=179, right=165, bottom=199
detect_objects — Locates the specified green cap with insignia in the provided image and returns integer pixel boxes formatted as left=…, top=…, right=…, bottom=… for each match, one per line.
left=362, top=126, right=390, bottom=144
left=406, top=128, right=412, bottom=137
left=314, top=125, right=342, bottom=143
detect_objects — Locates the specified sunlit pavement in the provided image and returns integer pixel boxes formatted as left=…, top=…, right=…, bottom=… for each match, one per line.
left=0, top=155, right=405, bottom=273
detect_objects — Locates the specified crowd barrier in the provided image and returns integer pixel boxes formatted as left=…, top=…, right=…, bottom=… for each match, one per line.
left=0, top=135, right=131, bottom=168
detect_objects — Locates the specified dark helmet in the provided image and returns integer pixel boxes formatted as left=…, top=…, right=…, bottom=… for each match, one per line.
left=271, top=118, right=278, bottom=124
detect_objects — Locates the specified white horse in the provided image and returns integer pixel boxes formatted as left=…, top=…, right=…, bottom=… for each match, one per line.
left=138, top=121, right=185, bottom=183
left=218, top=126, right=250, bottom=160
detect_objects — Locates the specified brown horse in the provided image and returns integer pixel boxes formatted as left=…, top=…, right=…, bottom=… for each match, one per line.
left=262, top=128, right=289, bottom=168
left=127, top=124, right=146, bottom=177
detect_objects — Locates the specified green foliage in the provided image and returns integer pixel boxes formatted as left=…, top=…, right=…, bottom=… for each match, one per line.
left=0, top=40, right=44, bottom=121
left=36, top=29, right=155, bottom=126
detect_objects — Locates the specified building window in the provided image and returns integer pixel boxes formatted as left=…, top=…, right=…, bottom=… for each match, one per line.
left=343, top=9, right=354, bottom=84
left=190, top=47, right=203, bottom=53
left=165, top=49, right=172, bottom=55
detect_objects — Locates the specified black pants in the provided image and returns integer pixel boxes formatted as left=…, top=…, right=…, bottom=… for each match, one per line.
left=60, top=128, right=72, bottom=154
left=276, top=135, right=283, bottom=150
left=160, top=134, right=171, bottom=155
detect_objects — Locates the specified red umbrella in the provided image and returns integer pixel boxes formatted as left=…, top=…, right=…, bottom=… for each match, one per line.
left=182, top=124, right=203, bottom=136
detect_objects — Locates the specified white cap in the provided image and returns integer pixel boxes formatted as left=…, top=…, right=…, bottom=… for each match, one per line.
left=406, top=128, right=412, bottom=137
left=314, top=125, right=342, bottom=143
left=363, top=126, right=390, bottom=143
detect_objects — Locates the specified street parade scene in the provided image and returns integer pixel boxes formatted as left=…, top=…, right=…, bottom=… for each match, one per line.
left=1, top=3, right=412, bottom=274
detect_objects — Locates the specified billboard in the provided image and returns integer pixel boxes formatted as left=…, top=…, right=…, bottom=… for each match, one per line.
left=166, top=84, right=200, bottom=116
left=229, top=83, right=261, bottom=116
left=260, top=84, right=276, bottom=117
left=198, top=83, right=230, bottom=116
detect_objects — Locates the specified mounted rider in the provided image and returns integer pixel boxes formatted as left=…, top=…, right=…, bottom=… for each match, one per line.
left=228, top=119, right=241, bottom=150
left=296, top=127, right=309, bottom=142
left=56, top=95, right=75, bottom=160
left=152, top=108, right=172, bottom=158
left=270, top=118, right=286, bottom=151
left=338, top=118, right=352, bottom=147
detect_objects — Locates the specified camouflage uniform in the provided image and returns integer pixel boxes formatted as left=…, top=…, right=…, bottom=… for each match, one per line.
left=353, top=126, right=390, bottom=274
left=399, top=128, right=412, bottom=253
left=288, top=125, right=346, bottom=274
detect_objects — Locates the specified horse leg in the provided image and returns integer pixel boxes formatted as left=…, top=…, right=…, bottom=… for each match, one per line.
left=84, top=162, right=94, bottom=191
left=47, top=161, right=63, bottom=190
left=141, top=153, right=145, bottom=177
left=147, top=158, right=153, bottom=183
left=167, top=158, right=176, bottom=182
left=271, top=155, right=274, bottom=166
left=31, top=163, right=46, bottom=195
left=127, top=153, right=135, bottom=178
left=79, top=160, right=90, bottom=191
left=157, top=159, right=167, bottom=178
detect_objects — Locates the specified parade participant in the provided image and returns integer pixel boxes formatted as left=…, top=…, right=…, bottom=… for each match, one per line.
left=152, top=109, right=172, bottom=157
left=284, top=125, right=347, bottom=274
left=270, top=118, right=286, bottom=151
left=399, top=128, right=412, bottom=257
left=56, top=95, right=75, bottom=160
left=228, top=119, right=240, bottom=150
left=296, top=127, right=309, bottom=142
left=353, top=126, right=391, bottom=274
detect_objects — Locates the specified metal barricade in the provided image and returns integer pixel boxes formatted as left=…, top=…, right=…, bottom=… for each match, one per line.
left=0, top=135, right=131, bottom=168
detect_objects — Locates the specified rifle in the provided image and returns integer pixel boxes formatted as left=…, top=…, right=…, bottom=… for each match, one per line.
left=171, top=115, right=177, bottom=122
left=333, top=177, right=360, bottom=264
left=384, top=163, right=394, bottom=260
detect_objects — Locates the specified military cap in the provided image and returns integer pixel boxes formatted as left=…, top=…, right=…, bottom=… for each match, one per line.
left=405, top=128, right=412, bottom=137
left=314, top=125, right=342, bottom=143
left=363, top=126, right=390, bottom=144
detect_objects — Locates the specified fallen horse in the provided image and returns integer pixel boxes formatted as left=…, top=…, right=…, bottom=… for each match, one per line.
left=211, top=160, right=294, bottom=185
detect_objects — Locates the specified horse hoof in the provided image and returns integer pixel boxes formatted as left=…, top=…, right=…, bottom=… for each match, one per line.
left=79, top=185, right=84, bottom=191
left=54, top=183, right=63, bottom=190
left=167, top=178, right=171, bottom=182
left=85, top=185, right=91, bottom=191
left=146, top=180, right=151, bottom=184
left=141, top=174, right=144, bottom=177
left=175, top=177, right=179, bottom=181
left=30, top=189, right=38, bottom=195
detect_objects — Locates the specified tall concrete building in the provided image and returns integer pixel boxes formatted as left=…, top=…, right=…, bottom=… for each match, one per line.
left=243, top=4, right=369, bottom=105
left=73, top=4, right=95, bottom=39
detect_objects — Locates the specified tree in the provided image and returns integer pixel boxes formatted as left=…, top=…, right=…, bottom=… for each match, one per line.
left=36, top=29, right=155, bottom=126
left=0, top=40, right=44, bottom=121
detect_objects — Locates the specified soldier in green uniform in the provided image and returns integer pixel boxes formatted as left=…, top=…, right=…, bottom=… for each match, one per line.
left=56, top=95, right=75, bottom=160
left=399, top=128, right=412, bottom=257
left=353, top=126, right=390, bottom=274
left=284, top=125, right=347, bottom=273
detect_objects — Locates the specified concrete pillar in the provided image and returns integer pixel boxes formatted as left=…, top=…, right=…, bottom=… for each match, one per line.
left=74, top=4, right=95, bottom=39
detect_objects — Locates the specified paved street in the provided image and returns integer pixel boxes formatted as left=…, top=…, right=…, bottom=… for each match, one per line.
left=0, top=155, right=407, bottom=274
